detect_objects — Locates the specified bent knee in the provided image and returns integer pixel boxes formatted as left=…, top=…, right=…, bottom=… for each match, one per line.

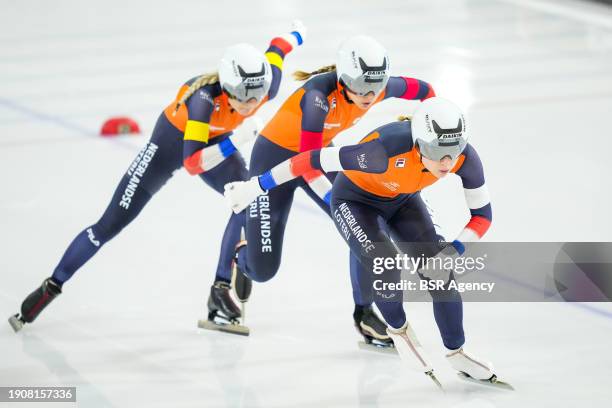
left=245, top=257, right=281, bottom=283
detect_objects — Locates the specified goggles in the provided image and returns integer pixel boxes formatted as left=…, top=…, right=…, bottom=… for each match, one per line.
left=416, top=137, right=466, bottom=161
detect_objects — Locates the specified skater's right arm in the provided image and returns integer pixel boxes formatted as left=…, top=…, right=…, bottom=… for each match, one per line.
left=223, top=140, right=387, bottom=212
left=182, top=89, right=258, bottom=175
left=224, top=124, right=408, bottom=213
left=255, top=122, right=411, bottom=190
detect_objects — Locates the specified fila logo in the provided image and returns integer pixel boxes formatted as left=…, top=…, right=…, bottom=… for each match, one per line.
left=395, top=158, right=406, bottom=168
left=87, top=228, right=100, bottom=247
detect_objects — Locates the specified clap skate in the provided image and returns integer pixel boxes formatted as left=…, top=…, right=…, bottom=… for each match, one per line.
left=198, top=281, right=249, bottom=336
left=9, top=277, right=62, bottom=333
left=448, top=348, right=514, bottom=390
left=354, top=305, right=396, bottom=354
left=387, top=321, right=443, bottom=389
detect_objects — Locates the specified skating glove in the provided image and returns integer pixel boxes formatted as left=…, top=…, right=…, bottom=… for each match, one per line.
left=229, top=116, right=263, bottom=147
left=418, top=243, right=460, bottom=283
left=290, top=20, right=307, bottom=43
left=224, top=177, right=266, bottom=214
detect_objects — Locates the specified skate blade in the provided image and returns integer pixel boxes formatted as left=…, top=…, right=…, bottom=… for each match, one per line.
left=357, top=340, right=397, bottom=355
left=197, top=319, right=250, bottom=336
left=426, top=370, right=445, bottom=391
left=8, top=314, right=24, bottom=333
left=457, top=372, right=515, bottom=391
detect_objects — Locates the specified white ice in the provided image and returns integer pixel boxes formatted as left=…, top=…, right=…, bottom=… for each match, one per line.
left=1, top=0, right=612, bottom=407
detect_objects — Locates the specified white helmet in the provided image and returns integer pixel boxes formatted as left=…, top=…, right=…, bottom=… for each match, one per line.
left=411, top=97, right=469, bottom=161
left=218, top=43, right=272, bottom=103
left=336, top=35, right=390, bottom=96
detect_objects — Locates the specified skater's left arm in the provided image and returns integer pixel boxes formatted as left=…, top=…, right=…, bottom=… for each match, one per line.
left=265, top=20, right=307, bottom=100
left=450, top=144, right=492, bottom=255
left=418, top=144, right=492, bottom=281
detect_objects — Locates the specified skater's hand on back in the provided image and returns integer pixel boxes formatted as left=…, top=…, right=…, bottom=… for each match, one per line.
left=224, top=177, right=266, bottom=214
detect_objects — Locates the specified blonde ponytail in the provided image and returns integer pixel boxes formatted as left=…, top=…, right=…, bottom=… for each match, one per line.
left=292, top=64, right=336, bottom=81
left=173, top=72, right=219, bottom=115
left=397, top=114, right=413, bottom=122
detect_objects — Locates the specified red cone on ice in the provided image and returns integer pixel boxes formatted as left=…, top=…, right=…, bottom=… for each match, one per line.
left=100, top=117, right=141, bottom=137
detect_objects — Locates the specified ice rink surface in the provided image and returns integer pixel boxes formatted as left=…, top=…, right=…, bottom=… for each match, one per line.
left=1, top=0, right=612, bottom=406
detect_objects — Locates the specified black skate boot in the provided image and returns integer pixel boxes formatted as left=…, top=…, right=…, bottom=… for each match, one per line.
left=354, top=305, right=396, bottom=353
left=9, top=277, right=62, bottom=333
left=231, top=236, right=252, bottom=322
left=198, top=281, right=249, bottom=336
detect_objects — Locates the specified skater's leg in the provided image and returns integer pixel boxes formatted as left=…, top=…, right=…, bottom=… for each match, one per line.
left=211, top=212, right=244, bottom=283
left=300, top=174, right=385, bottom=341
left=51, top=182, right=155, bottom=285
left=327, top=191, right=439, bottom=379
left=195, top=142, right=250, bottom=329
left=12, top=115, right=183, bottom=329
left=349, top=254, right=373, bottom=306
left=235, top=137, right=299, bottom=282
left=237, top=181, right=297, bottom=282
left=52, top=120, right=183, bottom=285
left=197, top=146, right=249, bottom=283
left=328, top=195, right=406, bottom=329
left=300, top=173, right=374, bottom=306
left=388, top=193, right=465, bottom=350
left=300, top=173, right=393, bottom=346
left=385, top=194, right=499, bottom=383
